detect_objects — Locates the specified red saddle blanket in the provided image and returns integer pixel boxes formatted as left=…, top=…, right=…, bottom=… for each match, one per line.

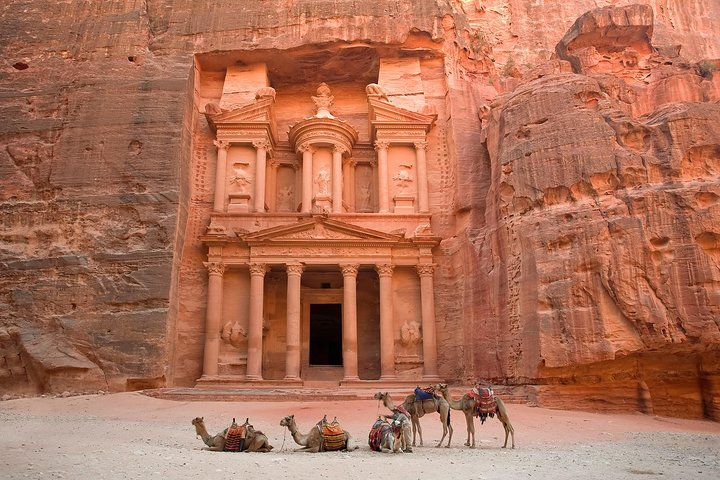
left=469, top=388, right=497, bottom=416
left=320, top=421, right=346, bottom=451
left=224, top=424, right=247, bottom=452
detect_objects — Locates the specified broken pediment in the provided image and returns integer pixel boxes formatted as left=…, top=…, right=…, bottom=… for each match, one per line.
left=240, top=216, right=405, bottom=244
left=367, top=96, right=436, bottom=142
left=205, top=95, right=278, bottom=144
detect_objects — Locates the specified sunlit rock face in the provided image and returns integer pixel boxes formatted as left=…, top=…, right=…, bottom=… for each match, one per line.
left=1, top=0, right=718, bottom=419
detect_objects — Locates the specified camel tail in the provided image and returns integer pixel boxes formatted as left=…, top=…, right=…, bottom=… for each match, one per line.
left=446, top=409, right=451, bottom=426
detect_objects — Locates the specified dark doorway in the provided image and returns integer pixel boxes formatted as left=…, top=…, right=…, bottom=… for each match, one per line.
left=309, top=304, right=343, bottom=366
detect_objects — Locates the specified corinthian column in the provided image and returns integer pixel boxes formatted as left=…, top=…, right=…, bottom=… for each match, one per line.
left=376, top=264, right=396, bottom=380
left=374, top=140, right=390, bottom=213
left=253, top=140, right=270, bottom=213
left=213, top=140, right=229, bottom=212
left=332, top=145, right=344, bottom=213
left=414, top=141, right=430, bottom=213
left=340, top=264, right=360, bottom=381
left=417, top=263, right=439, bottom=379
left=300, top=143, right=313, bottom=213
left=285, top=262, right=304, bottom=380
left=246, top=263, right=269, bottom=380
left=202, top=262, right=225, bottom=377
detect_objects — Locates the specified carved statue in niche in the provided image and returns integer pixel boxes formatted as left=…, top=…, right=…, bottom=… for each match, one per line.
left=356, top=164, right=374, bottom=212
left=229, top=163, right=252, bottom=193
left=392, top=164, right=414, bottom=193
left=315, top=167, right=330, bottom=195
left=400, top=320, right=422, bottom=347
left=312, top=82, right=335, bottom=118
left=278, top=184, right=294, bottom=211
left=221, top=320, right=247, bottom=348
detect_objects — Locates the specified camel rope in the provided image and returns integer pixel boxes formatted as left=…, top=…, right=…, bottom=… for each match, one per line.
left=280, top=427, right=287, bottom=452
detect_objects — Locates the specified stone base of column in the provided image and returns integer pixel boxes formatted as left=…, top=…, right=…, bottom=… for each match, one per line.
left=245, top=374, right=264, bottom=381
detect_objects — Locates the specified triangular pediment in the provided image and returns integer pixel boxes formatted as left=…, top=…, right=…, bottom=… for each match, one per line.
left=241, top=217, right=404, bottom=243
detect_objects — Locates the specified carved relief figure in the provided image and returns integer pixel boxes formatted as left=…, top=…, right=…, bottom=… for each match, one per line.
left=221, top=320, right=248, bottom=348
left=312, top=82, right=335, bottom=118
left=229, top=163, right=252, bottom=193
left=315, top=167, right=330, bottom=195
left=400, top=320, right=422, bottom=346
left=392, top=165, right=414, bottom=192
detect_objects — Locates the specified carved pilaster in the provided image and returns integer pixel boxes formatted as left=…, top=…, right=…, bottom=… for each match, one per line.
left=286, top=262, right=305, bottom=276
left=374, top=140, right=390, bottom=151
left=205, top=262, right=226, bottom=276
left=340, top=264, right=360, bottom=276
left=213, top=139, right=230, bottom=150
left=414, top=140, right=428, bottom=151
left=298, top=143, right=312, bottom=153
left=375, top=264, right=395, bottom=277
left=416, top=264, right=435, bottom=277
left=249, top=263, right=269, bottom=276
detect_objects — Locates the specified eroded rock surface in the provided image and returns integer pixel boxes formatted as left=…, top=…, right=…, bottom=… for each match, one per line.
left=0, top=1, right=718, bottom=418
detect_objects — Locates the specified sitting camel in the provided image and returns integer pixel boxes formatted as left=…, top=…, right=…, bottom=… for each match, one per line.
left=279, top=415, right=358, bottom=452
left=369, top=413, right=411, bottom=453
left=374, top=390, right=453, bottom=448
left=191, top=417, right=227, bottom=451
left=191, top=417, right=274, bottom=452
left=434, top=383, right=515, bottom=449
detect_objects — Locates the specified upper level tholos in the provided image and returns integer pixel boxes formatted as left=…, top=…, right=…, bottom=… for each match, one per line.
left=196, top=47, right=445, bottom=237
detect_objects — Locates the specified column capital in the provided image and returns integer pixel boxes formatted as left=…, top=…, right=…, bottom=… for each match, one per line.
left=204, top=261, right=226, bottom=276
left=213, top=139, right=230, bottom=150
left=375, top=264, right=395, bottom=277
left=333, top=144, right=348, bottom=155
left=416, top=263, right=435, bottom=277
left=374, top=140, right=390, bottom=151
left=249, top=263, right=270, bottom=276
left=252, top=139, right=271, bottom=151
left=298, top=143, right=313, bottom=153
left=269, top=159, right=281, bottom=169
left=286, top=262, right=305, bottom=276
left=340, top=264, right=359, bottom=276
left=414, top=140, right=428, bottom=151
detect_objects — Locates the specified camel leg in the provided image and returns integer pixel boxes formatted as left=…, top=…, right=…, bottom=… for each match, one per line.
left=496, top=398, right=515, bottom=449
left=464, top=411, right=475, bottom=448
left=413, top=416, right=423, bottom=447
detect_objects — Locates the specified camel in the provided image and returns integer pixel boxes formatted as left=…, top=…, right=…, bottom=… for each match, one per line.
left=435, top=383, right=515, bottom=449
left=369, top=413, right=411, bottom=453
left=374, top=390, right=453, bottom=448
left=191, top=417, right=274, bottom=452
left=191, top=417, right=227, bottom=451
left=279, top=415, right=358, bottom=453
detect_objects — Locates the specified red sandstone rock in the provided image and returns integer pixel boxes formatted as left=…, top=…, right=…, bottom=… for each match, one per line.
left=0, top=1, right=718, bottom=420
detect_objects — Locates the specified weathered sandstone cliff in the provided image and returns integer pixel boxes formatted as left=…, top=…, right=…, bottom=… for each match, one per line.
left=1, top=1, right=718, bottom=418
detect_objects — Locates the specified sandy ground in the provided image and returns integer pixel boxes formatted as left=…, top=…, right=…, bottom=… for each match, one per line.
left=1, top=392, right=719, bottom=480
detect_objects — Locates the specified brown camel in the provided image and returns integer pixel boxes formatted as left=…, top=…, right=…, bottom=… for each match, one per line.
left=435, top=383, right=515, bottom=449
left=373, top=391, right=453, bottom=448
left=191, top=417, right=274, bottom=452
left=279, top=415, right=358, bottom=452
left=191, top=417, right=227, bottom=451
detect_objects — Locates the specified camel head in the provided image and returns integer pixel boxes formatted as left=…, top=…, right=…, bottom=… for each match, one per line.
left=280, top=415, right=295, bottom=428
left=435, top=383, right=448, bottom=392
left=191, top=417, right=204, bottom=427
left=373, top=392, right=388, bottom=401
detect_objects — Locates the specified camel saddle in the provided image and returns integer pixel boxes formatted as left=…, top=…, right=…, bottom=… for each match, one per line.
left=223, top=422, right=247, bottom=452
left=368, top=418, right=401, bottom=452
left=317, top=419, right=346, bottom=451
left=414, top=386, right=436, bottom=402
left=469, top=387, right=497, bottom=422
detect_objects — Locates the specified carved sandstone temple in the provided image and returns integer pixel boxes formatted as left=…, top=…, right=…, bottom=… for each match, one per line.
left=194, top=58, right=445, bottom=387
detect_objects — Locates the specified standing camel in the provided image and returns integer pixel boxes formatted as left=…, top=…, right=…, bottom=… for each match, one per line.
left=279, top=415, right=358, bottom=452
left=435, top=383, right=515, bottom=448
left=373, top=391, right=453, bottom=448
